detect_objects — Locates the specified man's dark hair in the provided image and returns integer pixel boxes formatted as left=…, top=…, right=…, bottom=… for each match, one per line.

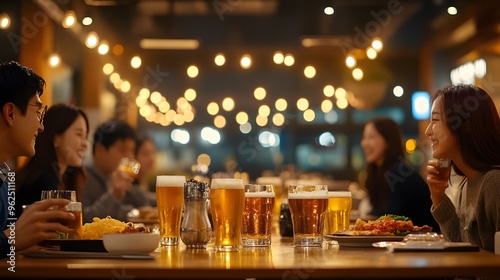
left=0, top=61, right=45, bottom=114
left=92, top=118, right=136, bottom=154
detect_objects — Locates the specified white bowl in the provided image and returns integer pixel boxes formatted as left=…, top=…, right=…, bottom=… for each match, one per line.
left=103, top=233, right=160, bottom=254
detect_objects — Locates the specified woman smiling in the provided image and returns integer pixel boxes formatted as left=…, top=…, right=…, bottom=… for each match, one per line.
left=15, top=103, right=89, bottom=218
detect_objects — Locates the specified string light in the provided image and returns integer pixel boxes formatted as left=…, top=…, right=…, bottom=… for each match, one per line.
left=0, top=11, right=11, bottom=30
left=62, top=10, right=76, bottom=28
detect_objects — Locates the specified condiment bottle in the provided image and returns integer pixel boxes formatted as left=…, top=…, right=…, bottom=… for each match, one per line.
left=180, top=179, right=212, bottom=248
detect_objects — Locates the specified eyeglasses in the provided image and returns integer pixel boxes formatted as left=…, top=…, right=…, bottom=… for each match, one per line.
left=27, top=104, right=47, bottom=125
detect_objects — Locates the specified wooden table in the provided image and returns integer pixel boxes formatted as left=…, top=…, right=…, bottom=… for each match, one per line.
left=2, top=236, right=500, bottom=279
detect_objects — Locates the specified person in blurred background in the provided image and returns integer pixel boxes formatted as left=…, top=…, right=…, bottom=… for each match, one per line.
left=0, top=61, right=74, bottom=258
left=82, top=119, right=155, bottom=223
left=16, top=103, right=89, bottom=218
left=134, top=135, right=157, bottom=193
left=361, top=116, right=439, bottom=230
left=426, top=84, right=500, bottom=252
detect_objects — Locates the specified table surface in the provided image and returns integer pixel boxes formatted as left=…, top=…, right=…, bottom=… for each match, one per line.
left=2, top=234, right=500, bottom=279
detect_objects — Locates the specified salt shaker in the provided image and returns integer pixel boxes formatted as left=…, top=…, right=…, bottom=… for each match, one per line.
left=180, top=179, right=212, bottom=248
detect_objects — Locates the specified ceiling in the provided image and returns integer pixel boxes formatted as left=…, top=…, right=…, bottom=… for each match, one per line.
left=37, top=0, right=500, bottom=127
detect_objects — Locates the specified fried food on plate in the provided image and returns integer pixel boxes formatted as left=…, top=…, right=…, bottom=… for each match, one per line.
left=333, top=214, right=433, bottom=236
left=80, top=216, right=149, bottom=239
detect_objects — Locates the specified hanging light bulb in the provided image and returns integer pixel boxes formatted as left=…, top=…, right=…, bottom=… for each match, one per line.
left=82, top=16, right=92, bottom=26
left=0, top=11, right=11, bottom=30
left=48, top=53, right=61, bottom=68
left=447, top=5, right=458, bottom=15
left=62, top=10, right=76, bottom=28
left=81, top=11, right=93, bottom=26
left=98, top=40, right=109, bottom=55
left=85, top=32, right=99, bottom=49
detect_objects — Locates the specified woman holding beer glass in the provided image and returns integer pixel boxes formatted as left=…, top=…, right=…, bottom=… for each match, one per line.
left=15, top=103, right=89, bottom=218
left=426, top=84, right=500, bottom=252
left=361, top=117, right=438, bottom=230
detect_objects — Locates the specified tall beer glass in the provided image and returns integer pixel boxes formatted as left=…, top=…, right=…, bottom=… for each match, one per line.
left=323, top=191, right=352, bottom=235
left=210, top=178, right=245, bottom=252
left=288, top=185, right=328, bottom=247
left=156, top=175, right=185, bottom=246
left=242, top=184, right=275, bottom=247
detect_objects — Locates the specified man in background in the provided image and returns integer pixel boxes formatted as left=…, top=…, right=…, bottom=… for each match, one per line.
left=82, top=118, right=155, bottom=223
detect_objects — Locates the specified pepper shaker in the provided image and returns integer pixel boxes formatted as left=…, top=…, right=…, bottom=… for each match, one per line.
left=180, top=179, right=212, bottom=248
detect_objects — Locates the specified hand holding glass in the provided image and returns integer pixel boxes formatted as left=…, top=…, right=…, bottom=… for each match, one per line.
left=119, top=157, right=141, bottom=179
left=430, top=158, right=451, bottom=181
left=40, top=190, right=80, bottom=239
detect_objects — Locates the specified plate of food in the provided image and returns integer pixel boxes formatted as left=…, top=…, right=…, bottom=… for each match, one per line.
left=39, top=216, right=151, bottom=252
left=325, top=214, right=433, bottom=248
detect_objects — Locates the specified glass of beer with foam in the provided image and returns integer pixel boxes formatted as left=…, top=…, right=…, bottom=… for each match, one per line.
left=242, top=184, right=275, bottom=247
left=156, top=175, right=185, bottom=246
left=323, top=191, right=352, bottom=235
left=288, top=185, right=328, bottom=247
left=210, top=178, right=245, bottom=252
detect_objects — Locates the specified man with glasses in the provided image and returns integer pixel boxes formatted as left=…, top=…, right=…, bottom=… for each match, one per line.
left=27, top=103, right=47, bottom=125
left=0, top=61, right=75, bottom=258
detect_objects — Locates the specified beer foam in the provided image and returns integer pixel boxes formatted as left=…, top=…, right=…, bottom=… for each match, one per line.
left=210, top=179, right=243, bottom=189
left=244, top=191, right=275, bottom=198
left=328, top=191, right=351, bottom=198
left=156, top=175, right=185, bottom=187
left=288, top=191, right=328, bottom=199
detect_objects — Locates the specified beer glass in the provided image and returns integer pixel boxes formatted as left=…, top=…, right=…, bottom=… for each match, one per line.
left=119, top=157, right=141, bottom=179
left=40, top=190, right=78, bottom=239
left=431, top=158, right=451, bottom=181
left=156, top=175, right=185, bottom=246
left=288, top=185, right=328, bottom=247
left=65, top=202, right=83, bottom=239
left=323, top=191, right=352, bottom=235
left=210, top=178, right=245, bottom=252
left=242, top=184, right=275, bottom=247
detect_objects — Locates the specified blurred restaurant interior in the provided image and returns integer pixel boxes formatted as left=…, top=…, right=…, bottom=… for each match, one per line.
left=1, top=0, right=500, bottom=187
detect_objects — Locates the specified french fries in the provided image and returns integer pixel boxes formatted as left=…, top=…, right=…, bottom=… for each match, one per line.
left=80, top=216, right=128, bottom=239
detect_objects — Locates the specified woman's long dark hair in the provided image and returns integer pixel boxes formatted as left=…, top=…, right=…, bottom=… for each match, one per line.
left=16, top=103, right=89, bottom=200
left=431, top=84, right=500, bottom=175
left=364, top=117, right=405, bottom=213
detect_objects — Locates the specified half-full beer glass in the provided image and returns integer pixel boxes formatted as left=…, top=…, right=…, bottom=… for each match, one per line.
left=40, top=190, right=78, bottom=239
left=323, top=191, right=352, bottom=235
left=288, top=185, right=328, bottom=247
left=156, top=175, right=185, bottom=246
left=210, top=178, right=245, bottom=252
left=242, top=184, right=275, bottom=247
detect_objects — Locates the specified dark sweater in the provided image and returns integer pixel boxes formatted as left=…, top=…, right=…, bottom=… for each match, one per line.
left=432, top=169, right=500, bottom=252
left=370, top=162, right=440, bottom=231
